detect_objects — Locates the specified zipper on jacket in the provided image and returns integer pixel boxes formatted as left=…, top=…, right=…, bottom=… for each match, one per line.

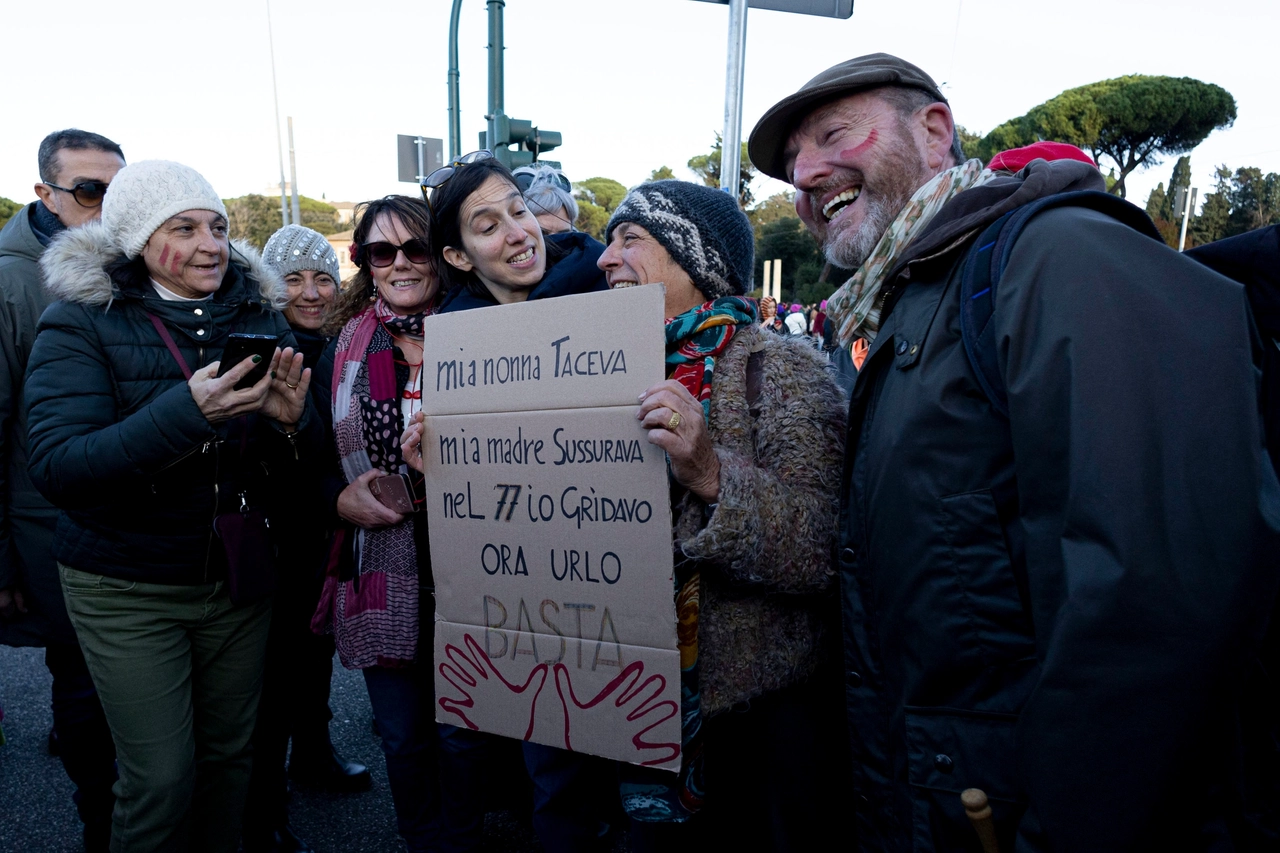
left=204, top=439, right=219, bottom=584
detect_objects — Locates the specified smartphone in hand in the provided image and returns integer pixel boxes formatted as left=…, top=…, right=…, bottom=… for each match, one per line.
left=370, top=473, right=419, bottom=514
left=220, top=333, right=279, bottom=390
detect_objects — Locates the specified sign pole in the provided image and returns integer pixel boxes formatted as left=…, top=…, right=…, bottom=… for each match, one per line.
left=265, top=0, right=289, bottom=226
left=448, top=0, right=464, bottom=160
left=720, top=0, right=749, bottom=203
left=1178, top=186, right=1198, bottom=252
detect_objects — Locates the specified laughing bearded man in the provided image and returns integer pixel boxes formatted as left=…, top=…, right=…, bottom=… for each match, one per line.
left=748, top=53, right=1280, bottom=853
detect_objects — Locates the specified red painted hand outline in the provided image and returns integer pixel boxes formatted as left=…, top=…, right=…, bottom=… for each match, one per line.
left=552, top=661, right=680, bottom=767
left=438, top=633, right=549, bottom=740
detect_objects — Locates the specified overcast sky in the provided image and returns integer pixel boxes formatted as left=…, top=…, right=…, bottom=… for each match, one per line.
left=4, top=0, right=1276, bottom=214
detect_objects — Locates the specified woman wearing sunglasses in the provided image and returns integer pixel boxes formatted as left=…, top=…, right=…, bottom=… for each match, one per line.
left=310, top=196, right=469, bottom=852
left=405, top=153, right=612, bottom=848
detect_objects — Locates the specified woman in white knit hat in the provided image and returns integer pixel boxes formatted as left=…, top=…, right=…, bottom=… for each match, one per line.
left=24, top=160, right=315, bottom=852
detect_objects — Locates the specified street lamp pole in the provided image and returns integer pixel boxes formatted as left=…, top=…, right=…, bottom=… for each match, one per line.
left=720, top=0, right=749, bottom=202
left=266, top=0, right=289, bottom=226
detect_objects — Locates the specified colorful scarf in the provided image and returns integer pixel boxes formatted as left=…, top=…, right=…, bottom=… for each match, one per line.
left=621, top=295, right=759, bottom=823
left=827, top=159, right=996, bottom=348
left=316, top=297, right=432, bottom=669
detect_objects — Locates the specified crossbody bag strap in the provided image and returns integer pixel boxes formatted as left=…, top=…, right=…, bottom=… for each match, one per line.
left=146, top=310, right=250, bottom=458
left=145, top=311, right=193, bottom=380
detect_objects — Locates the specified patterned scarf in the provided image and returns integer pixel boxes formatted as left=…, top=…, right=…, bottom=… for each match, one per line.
left=827, top=159, right=996, bottom=348
left=621, top=295, right=759, bottom=823
left=317, top=297, right=433, bottom=669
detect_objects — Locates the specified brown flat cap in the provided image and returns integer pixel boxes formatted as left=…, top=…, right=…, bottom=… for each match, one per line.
left=748, top=53, right=946, bottom=182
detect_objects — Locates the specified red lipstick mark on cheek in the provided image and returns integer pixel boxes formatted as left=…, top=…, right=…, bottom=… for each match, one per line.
left=170, top=252, right=182, bottom=274
left=840, top=127, right=879, bottom=159
left=158, top=245, right=170, bottom=267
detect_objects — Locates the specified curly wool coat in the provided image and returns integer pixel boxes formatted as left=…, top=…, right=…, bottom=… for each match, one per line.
left=672, top=322, right=846, bottom=717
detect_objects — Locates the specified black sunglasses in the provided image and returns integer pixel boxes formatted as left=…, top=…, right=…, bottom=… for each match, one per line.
left=420, top=150, right=495, bottom=213
left=361, top=238, right=430, bottom=268
left=46, top=180, right=110, bottom=208
left=513, top=170, right=572, bottom=194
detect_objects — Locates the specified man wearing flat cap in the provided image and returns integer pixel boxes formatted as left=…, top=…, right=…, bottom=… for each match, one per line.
left=749, top=54, right=1280, bottom=851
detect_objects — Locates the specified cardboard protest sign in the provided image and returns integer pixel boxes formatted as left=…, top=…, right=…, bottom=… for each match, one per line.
left=419, top=285, right=680, bottom=772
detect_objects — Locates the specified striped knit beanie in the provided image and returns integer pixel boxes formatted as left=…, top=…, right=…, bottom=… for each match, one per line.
left=263, top=224, right=341, bottom=284
left=605, top=180, right=754, bottom=299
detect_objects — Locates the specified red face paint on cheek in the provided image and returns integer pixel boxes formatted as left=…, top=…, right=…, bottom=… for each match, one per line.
left=170, top=252, right=182, bottom=274
left=840, top=127, right=879, bottom=159
left=158, top=245, right=170, bottom=267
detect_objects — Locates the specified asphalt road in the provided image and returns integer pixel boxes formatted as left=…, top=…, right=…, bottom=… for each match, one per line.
left=0, top=645, right=556, bottom=853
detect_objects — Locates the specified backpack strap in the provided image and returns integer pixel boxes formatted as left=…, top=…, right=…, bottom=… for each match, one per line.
left=958, top=190, right=1163, bottom=418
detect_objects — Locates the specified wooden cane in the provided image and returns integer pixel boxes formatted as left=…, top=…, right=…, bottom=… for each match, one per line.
left=961, top=788, right=1000, bottom=853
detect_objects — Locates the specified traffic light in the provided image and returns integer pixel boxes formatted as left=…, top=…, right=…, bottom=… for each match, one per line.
left=480, top=115, right=562, bottom=168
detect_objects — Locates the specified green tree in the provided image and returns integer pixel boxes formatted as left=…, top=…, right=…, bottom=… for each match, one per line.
left=1144, top=156, right=1191, bottom=247
left=688, top=133, right=756, bottom=208
left=298, top=197, right=340, bottom=236
left=1224, top=167, right=1280, bottom=234
left=754, top=216, right=822, bottom=300
left=955, top=126, right=983, bottom=162
left=978, top=75, right=1236, bottom=198
left=1188, top=164, right=1280, bottom=246
left=747, top=191, right=797, bottom=235
left=224, top=194, right=341, bottom=249
left=648, top=166, right=676, bottom=182
left=572, top=177, right=628, bottom=242
left=0, top=196, right=21, bottom=231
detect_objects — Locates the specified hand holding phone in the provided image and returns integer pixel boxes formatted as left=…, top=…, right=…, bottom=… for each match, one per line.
left=370, top=473, right=420, bottom=514
left=220, top=333, right=280, bottom=390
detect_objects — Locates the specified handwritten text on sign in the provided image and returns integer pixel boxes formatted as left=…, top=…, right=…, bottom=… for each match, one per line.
left=420, top=286, right=680, bottom=771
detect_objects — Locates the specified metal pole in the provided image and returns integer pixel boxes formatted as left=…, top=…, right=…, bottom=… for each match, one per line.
left=288, top=116, right=301, bottom=226
left=1178, top=186, right=1198, bottom=252
left=416, top=138, right=426, bottom=182
left=448, top=0, right=463, bottom=159
left=266, top=0, right=289, bottom=226
left=486, top=0, right=505, bottom=157
left=720, top=0, right=749, bottom=203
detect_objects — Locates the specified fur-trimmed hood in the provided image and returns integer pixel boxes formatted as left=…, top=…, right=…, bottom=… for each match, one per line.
left=38, top=220, right=287, bottom=310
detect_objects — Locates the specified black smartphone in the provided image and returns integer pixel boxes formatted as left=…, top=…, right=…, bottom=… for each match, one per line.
left=220, top=333, right=279, bottom=390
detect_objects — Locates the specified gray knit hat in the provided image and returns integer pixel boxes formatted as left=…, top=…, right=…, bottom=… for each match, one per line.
left=263, top=224, right=341, bottom=284
left=101, top=160, right=227, bottom=258
left=604, top=180, right=754, bottom=300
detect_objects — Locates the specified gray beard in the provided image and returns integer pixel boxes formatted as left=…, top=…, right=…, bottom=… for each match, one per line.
left=823, top=193, right=897, bottom=271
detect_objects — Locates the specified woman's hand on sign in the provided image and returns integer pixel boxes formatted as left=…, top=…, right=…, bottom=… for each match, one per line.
left=337, top=469, right=405, bottom=529
left=638, top=379, right=721, bottom=503
left=401, top=411, right=426, bottom=474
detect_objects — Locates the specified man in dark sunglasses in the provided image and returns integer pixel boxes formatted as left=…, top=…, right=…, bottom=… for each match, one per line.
left=0, top=127, right=125, bottom=852
left=33, top=129, right=126, bottom=228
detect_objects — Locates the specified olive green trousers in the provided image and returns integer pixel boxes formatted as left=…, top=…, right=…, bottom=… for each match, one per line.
left=60, top=565, right=272, bottom=853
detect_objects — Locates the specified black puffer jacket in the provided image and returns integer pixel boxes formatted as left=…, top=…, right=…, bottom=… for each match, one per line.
left=837, top=161, right=1280, bottom=851
left=25, top=222, right=312, bottom=585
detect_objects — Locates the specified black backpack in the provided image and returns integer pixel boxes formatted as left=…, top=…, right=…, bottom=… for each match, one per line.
left=958, top=190, right=1163, bottom=417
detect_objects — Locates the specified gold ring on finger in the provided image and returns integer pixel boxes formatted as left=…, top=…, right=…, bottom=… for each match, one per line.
left=285, top=381, right=300, bottom=390
left=668, top=412, right=681, bottom=430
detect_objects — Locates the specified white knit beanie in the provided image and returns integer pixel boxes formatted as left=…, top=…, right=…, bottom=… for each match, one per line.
left=101, top=160, right=227, bottom=259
